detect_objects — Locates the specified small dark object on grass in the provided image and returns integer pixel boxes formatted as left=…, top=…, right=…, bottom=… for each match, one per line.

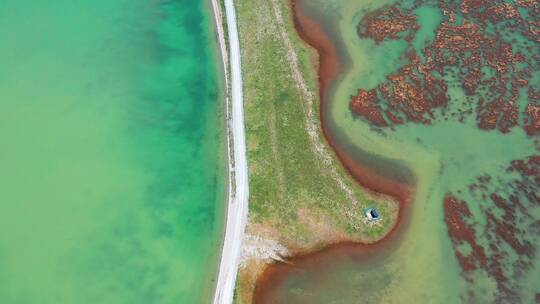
left=364, top=207, right=381, bottom=222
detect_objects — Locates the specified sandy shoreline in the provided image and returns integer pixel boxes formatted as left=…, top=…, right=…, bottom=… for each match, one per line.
left=211, top=0, right=249, bottom=303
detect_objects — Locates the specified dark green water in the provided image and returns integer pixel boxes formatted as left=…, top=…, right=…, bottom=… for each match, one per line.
left=0, top=1, right=225, bottom=303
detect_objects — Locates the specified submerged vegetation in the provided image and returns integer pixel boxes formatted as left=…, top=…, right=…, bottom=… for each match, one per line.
left=249, top=0, right=539, bottom=302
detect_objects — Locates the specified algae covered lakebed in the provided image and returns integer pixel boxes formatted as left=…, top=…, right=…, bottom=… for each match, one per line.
left=0, top=1, right=225, bottom=303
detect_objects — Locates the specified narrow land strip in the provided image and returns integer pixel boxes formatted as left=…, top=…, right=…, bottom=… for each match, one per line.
left=269, top=0, right=360, bottom=213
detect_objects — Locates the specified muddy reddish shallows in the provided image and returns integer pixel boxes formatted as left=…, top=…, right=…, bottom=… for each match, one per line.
left=290, top=0, right=414, bottom=204
left=357, top=4, right=419, bottom=43
left=351, top=0, right=539, bottom=134
left=253, top=1, right=418, bottom=303
left=350, top=0, right=540, bottom=302
left=444, top=156, right=539, bottom=302
left=256, top=0, right=540, bottom=302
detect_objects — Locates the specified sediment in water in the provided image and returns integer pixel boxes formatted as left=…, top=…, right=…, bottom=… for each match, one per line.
left=291, top=0, right=414, bottom=204
left=252, top=1, right=419, bottom=302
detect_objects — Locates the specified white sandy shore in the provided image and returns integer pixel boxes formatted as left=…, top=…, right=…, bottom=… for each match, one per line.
left=211, top=0, right=249, bottom=303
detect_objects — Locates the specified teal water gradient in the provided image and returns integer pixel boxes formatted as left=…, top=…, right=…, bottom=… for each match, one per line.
left=0, top=1, right=225, bottom=303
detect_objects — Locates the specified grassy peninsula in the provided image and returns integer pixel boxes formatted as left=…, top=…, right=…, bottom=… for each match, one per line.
left=233, top=0, right=399, bottom=302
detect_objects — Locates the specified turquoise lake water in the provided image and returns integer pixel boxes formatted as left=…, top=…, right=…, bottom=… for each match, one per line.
left=0, top=1, right=225, bottom=303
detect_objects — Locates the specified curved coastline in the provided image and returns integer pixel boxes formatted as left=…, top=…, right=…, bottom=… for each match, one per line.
left=253, top=1, right=419, bottom=302
left=290, top=0, right=414, bottom=204
left=248, top=0, right=540, bottom=302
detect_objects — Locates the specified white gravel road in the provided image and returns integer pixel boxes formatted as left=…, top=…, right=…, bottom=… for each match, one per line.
left=211, top=0, right=249, bottom=303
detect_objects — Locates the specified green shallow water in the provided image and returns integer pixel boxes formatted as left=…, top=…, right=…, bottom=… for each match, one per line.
left=259, top=0, right=540, bottom=303
left=0, top=1, right=225, bottom=303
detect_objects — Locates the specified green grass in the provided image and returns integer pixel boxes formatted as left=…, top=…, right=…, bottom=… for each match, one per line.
left=236, top=0, right=396, bottom=247
left=232, top=0, right=400, bottom=302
